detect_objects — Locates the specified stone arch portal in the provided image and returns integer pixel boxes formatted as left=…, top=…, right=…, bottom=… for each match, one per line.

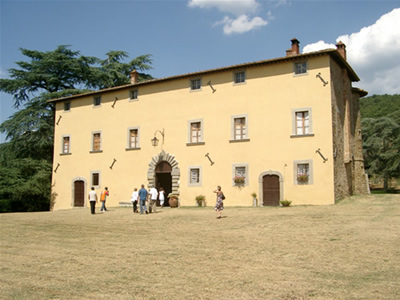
left=147, top=150, right=180, bottom=198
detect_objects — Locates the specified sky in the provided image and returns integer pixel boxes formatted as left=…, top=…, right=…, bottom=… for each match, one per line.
left=1, top=0, right=400, bottom=143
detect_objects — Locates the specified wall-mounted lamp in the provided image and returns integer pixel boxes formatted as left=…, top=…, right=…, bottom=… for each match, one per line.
left=151, top=129, right=165, bottom=147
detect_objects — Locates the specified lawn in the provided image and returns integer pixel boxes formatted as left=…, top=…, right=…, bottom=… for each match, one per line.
left=1, top=194, right=399, bottom=300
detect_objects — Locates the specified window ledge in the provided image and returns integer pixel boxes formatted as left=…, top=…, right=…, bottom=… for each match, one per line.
left=60, top=153, right=72, bottom=156
left=186, top=142, right=205, bottom=146
left=290, top=134, right=314, bottom=138
left=126, top=147, right=141, bottom=151
left=229, top=139, right=250, bottom=143
left=90, top=150, right=103, bottom=153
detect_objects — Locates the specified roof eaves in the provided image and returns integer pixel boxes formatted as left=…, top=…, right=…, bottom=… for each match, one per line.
left=48, top=49, right=359, bottom=103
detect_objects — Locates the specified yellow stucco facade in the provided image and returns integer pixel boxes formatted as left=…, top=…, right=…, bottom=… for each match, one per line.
left=50, top=40, right=368, bottom=210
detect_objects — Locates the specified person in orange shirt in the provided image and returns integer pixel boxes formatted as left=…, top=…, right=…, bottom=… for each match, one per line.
left=100, top=187, right=109, bottom=212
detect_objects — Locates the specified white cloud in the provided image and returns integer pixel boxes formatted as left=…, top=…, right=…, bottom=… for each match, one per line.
left=303, top=41, right=336, bottom=53
left=188, top=0, right=260, bottom=16
left=216, top=15, right=268, bottom=35
left=302, top=8, right=400, bottom=95
left=188, top=0, right=268, bottom=34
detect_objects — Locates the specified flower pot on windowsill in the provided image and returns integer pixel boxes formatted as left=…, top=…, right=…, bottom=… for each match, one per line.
left=233, top=177, right=245, bottom=185
left=297, top=175, right=309, bottom=184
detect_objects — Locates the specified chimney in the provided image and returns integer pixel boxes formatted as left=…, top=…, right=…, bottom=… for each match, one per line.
left=286, top=38, right=300, bottom=56
left=130, top=70, right=139, bottom=84
left=336, top=41, right=346, bottom=60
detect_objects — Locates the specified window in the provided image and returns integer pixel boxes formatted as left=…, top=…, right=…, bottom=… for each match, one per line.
left=64, top=102, right=71, bottom=111
left=235, top=118, right=246, bottom=139
left=191, top=122, right=201, bottom=143
left=232, top=164, right=248, bottom=186
left=291, top=108, right=313, bottom=137
left=93, top=96, right=101, bottom=106
left=187, top=119, right=204, bottom=145
left=296, top=111, right=309, bottom=134
left=91, top=132, right=102, bottom=152
left=294, top=160, right=313, bottom=185
left=190, top=79, right=201, bottom=91
left=127, top=128, right=140, bottom=149
left=230, top=115, right=249, bottom=142
left=62, top=136, right=70, bottom=154
left=188, top=166, right=202, bottom=186
left=234, top=71, right=246, bottom=84
left=129, top=89, right=138, bottom=100
left=294, top=61, right=307, bottom=75
left=91, top=171, right=100, bottom=187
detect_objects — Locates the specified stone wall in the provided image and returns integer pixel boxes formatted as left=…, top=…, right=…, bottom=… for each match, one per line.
left=330, top=58, right=369, bottom=202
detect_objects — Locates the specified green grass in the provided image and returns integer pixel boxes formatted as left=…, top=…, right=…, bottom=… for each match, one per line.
left=1, top=194, right=399, bottom=299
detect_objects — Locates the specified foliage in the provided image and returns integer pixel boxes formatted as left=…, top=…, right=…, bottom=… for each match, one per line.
left=360, top=94, right=400, bottom=191
left=297, top=174, right=309, bottom=183
left=233, top=176, right=245, bottom=184
left=280, top=200, right=292, bottom=207
left=0, top=46, right=153, bottom=212
left=0, top=143, right=52, bottom=212
left=195, top=195, right=206, bottom=206
left=361, top=113, right=400, bottom=192
left=360, top=94, right=400, bottom=119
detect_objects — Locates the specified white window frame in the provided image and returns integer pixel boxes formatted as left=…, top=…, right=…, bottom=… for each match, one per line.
left=187, top=119, right=204, bottom=145
left=90, top=170, right=101, bottom=188
left=126, top=127, right=140, bottom=150
left=93, top=95, right=101, bottom=107
left=61, top=135, right=71, bottom=154
left=293, top=160, right=313, bottom=185
left=188, top=166, right=202, bottom=186
left=91, top=131, right=102, bottom=152
left=231, top=114, right=249, bottom=141
left=294, top=61, right=308, bottom=76
left=232, top=163, right=249, bottom=186
left=233, top=70, right=246, bottom=85
left=190, top=78, right=202, bottom=91
left=291, top=108, right=313, bottom=137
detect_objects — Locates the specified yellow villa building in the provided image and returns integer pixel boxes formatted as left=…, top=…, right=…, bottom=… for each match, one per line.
left=49, top=38, right=369, bottom=210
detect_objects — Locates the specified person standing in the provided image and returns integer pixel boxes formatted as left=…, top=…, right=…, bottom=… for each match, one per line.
left=159, top=187, right=165, bottom=207
left=130, top=188, right=139, bottom=213
left=149, top=186, right=158, bottom=213
left=213, top=185, right=225, bottom=219
left=100, top=187, right=109, bottom=212
left=138, top=184, right=148, bottom=214
left=88, top=187, right=98, bottom=215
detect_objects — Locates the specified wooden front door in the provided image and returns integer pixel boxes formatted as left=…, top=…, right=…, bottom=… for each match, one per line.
left=74, top=180, right=85, bottom=207
left=263, top=175, right=280, bottom=206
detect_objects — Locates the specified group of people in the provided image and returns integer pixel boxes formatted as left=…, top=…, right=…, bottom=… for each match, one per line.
left=88, top=186, right=109, bottom=214
left=88, top=184, right=225, bottom=219
left=130, top=185, right=165, bottom=214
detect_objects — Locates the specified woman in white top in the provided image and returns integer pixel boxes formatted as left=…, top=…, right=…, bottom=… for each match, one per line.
left=130, top=188, right=139, bottom=213
left=159, top=187, right=165, bottom=207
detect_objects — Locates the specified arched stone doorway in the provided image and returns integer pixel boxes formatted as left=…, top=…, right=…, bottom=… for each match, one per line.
left=258, top=170, right=284, bottom=206
left=147, top=150, right=180, bottom=205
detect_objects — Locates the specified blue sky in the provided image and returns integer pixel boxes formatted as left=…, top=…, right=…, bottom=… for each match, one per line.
left=1, top=0, right=400, bottom=143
